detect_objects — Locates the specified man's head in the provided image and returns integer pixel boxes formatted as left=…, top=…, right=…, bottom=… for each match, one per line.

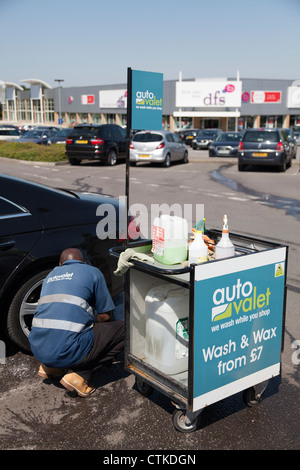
left=59, top=248, right=85, bottom=266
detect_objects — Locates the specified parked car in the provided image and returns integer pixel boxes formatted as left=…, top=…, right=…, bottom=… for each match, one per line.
left=0, top=174, right=133, bottom=352
left=283, top=128, right=297, bottom=158
left=178, top=129, right=198, bottom=146
left=192, top=129, right=222, bottom=149
left=18, top=128, right=58, bottom=145
left=65, top=124, right=126, bottom=166
left=209, top=132, right=243, bottom=157
left=0, top=125, right=20, bottom=141
left=294, top=131, right=300, bottom=145
left=129, top=130, right=188, bottom=167
left=51, top=127, right=73, bottom=144
left=237, top=128, right=293, bottom=172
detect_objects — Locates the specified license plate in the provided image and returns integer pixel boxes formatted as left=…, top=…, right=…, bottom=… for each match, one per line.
left=140, top=154, right=150, bottom=158
left=219, top=149, right=230, bottom=154
left=253, top=152, right=267, bottom=157
left=76, top=140, right=88, bottom=144
left=187, top=136, right=193, bottom=139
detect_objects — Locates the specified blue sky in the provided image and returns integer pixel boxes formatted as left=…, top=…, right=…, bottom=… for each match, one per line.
left=1, top=0, right=300, bottom=88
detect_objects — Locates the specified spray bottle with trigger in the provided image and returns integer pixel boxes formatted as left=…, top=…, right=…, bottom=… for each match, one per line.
left=215, top=214, right=235, bottom=259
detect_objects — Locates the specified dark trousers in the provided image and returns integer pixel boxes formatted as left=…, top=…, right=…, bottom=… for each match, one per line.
left=72, top=320, right=124, bottom=382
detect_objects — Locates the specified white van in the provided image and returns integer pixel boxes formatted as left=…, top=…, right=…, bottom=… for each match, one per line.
left=0, top=126, right=20, bottom=141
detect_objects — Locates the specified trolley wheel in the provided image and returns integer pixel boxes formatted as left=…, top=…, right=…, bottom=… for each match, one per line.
left=243, top=380, right=269, bottom=407
left=135, top=377, right=154, bottom=397
left=172, top=409, right=198, bottom=433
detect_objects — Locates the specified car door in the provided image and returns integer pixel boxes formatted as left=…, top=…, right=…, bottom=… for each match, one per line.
left=171, top=132, right=185, bottom=160
left=111, top=125, right=126, bottom=157
left=0, top=197, right=43, bottom=294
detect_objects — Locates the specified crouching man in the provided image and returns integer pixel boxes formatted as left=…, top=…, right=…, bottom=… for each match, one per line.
left=29, top=248, right=124, bottom=397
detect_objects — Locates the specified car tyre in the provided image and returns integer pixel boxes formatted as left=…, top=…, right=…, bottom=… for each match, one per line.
left=107, top=149, right=117, bottom=166
left=279, top=160, right=287, bottom=172
left=163, top=154, right=171, bottom=167
left=5, top=269, right=52, bottom=352
left=238, top=162, right=245, bottom=171
left=182, top=151, right=189, bottom=164
left=69, top=158, right=81, bottom=166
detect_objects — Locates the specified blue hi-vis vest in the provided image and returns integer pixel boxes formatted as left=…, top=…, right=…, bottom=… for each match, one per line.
left=29, top=260, right=115, bottom=368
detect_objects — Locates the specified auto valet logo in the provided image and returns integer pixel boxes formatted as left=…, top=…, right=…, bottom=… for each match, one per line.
left=135, top=89, right=162, bottom=110
left=211, top=278, right=272, bottom=324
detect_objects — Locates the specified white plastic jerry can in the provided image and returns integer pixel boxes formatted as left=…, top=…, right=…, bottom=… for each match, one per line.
left=145, top=284, right=189, bottom=375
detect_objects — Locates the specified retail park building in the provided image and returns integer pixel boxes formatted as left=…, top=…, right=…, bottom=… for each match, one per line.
left=1, top=76, right=300, bottom=131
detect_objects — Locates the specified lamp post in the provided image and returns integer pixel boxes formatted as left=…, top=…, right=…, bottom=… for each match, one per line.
left=54, top=79, right=64, bottom=125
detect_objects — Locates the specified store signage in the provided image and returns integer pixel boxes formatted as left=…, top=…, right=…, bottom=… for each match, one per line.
left=99, top=89, right=127, bottom=108
left=287, top=86, right=300, bottom=108
left=81, top=94, right=95, bottom=105
left=251, top=91, right=281, bottom=104
left=192, top=248, right=286, bottom=410
left=131, top=69, right=163, bottom=130
left=175, top=81, right=242, bottom=108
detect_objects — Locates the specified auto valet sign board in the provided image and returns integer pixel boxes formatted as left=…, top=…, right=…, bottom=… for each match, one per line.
left=192, top=247, right=287, bottom=410
left=130, top=69, right=163, bottom=131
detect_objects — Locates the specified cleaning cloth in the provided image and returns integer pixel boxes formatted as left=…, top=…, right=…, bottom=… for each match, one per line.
left=113, top=248, right=154, bottom=276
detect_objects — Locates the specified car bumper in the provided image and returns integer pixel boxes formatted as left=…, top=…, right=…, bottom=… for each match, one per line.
left=209, top=148, right=238, bottom=157
left=129, top=149, right=165, bottom=163
left=66, top=149, right=105, bottom=161
left=238, top=151, right=286, bottom=166
left=193, top=141, right=210, bottom=149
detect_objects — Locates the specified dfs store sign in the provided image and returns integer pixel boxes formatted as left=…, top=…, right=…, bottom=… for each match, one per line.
left=176, top=80, right=242, bottom=107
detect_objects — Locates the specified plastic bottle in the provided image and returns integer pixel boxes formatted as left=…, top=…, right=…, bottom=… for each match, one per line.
left=188, top=230, right=208, bottom=266
left=145, top=284, right=189, bottom=375
left=152, top=215, right=188, bottom=265
left=215, top=214, right=235, bottom=259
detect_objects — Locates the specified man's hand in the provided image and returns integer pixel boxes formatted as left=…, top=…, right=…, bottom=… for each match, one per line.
left=97, top=312, right=112, bottom=323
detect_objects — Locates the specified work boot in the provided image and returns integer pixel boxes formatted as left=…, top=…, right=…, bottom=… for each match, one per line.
left=38, top=364, right=66, bottom=379
left=60, top=371, right=95, bottom=398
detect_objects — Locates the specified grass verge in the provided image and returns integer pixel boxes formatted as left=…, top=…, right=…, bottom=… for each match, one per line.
left=0, top=141, right=68, bottom=162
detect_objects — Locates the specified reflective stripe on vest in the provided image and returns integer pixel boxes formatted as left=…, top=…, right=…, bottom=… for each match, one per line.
left=37, top=294, right=95, bottom=318
left=32, top=317, right=92, bottom=333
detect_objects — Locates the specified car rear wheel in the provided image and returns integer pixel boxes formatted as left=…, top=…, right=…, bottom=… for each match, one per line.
left=163, top=154, right=171, bottom=167
left=69, top=158, right=81, bottom=165
left=182, top=151, right=189, bottom=163
left=107, top=149, right=117, bottom=166
left=5, top=270, right=51, bottom=352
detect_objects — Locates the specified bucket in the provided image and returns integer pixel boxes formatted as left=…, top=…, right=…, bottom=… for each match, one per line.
left=152, top=215, right=188, bottom=265
left=145, top=284, right=189, bottom=375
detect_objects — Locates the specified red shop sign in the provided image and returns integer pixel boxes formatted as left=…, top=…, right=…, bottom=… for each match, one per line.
left=251, top=91, right=281, bottom=104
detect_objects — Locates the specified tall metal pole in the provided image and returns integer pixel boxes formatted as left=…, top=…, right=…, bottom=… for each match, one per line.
left=126, top=67, right=132, bottom=245
left=54, top=79, right=64, bottom=125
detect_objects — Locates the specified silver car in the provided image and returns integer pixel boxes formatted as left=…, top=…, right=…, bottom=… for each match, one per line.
left=130, top=130, right=188, bottom=167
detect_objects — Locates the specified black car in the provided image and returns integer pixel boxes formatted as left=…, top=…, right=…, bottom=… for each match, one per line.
left=178, top=129, right=198, bottom=146
left=237, top=128, right=293, bottom=172
left=51, top=127, right=73, bottom=144
left=209, top=132, right=243, bottom=157
left=0, top=174, right=131, bottom=352
left=283, top=128, right=297, bottom=159
left=192, top=129, right=222, bottom=149
left=65, top=124, right=126, bottom=166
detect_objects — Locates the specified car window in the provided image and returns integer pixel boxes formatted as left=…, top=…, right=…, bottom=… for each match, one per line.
left=217, top=133, right=241, bottom=142
left=0, top=197, right=28, bottom=218
left=71, top=127, right=101, bottom=138
left=133, top=133, right=162, bottom=143
left=172, top=133, right=181, bottom=143
left=110, top=125, right=123, bottom=140
left=243, top=131, right=278, bottom=142
left=0, top=129, right=19, bottom=136
left=165, top=134, right=174, bottom=143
